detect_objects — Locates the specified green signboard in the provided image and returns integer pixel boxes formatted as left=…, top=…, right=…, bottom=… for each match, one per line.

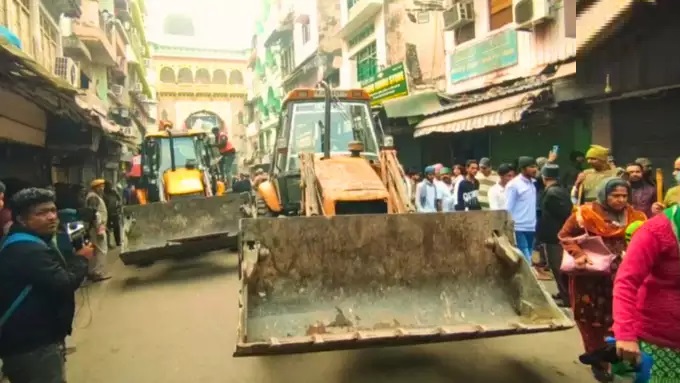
left=449, top=29, right=518, bottom=84
left=362, top=62, right=409, bottom=107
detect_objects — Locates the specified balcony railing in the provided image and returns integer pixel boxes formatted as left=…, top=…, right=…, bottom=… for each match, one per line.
left=4, top=0, right=32, bottom=57
left=38, top=4, right=60, bottom=74
left=2, top=0, right=61, bottom=74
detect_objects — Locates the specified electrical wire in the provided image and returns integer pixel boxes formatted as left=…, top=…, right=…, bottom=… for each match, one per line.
left=74, top=280, right=94, bottom=330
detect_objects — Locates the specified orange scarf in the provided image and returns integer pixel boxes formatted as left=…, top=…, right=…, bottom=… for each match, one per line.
left=579, top=203, right=647, bottom=238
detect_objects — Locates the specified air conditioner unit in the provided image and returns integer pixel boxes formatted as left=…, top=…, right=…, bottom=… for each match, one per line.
left=443, top=1, right=475, bottom=31
left=512, top=0, right=554, bottom=30
left=54, top=57, right=81, bottom=88
left=110, top=84, right=124, bottom=97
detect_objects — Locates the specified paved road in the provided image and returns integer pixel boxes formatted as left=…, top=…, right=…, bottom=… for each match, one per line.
left=66, top=251, right=593, bottom=383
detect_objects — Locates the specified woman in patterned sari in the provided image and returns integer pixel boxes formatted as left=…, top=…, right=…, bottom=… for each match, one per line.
left=559, top=177, right=647, bottom=381
left=613, top=204, right=680, bottom=382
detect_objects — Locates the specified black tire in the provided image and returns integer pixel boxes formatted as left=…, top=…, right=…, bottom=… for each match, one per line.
left=255, top=194, right=274, bottom=217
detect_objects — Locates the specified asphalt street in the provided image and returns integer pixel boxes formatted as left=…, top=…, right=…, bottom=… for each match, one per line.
left=66, top=251, right=593, bottom=383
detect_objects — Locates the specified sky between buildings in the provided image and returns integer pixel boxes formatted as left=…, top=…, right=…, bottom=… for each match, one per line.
left=145, top=0, right=259, bottom=50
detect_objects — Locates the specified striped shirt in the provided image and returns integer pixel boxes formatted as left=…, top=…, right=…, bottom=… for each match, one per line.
left=476, top=171, right=499, bottom=210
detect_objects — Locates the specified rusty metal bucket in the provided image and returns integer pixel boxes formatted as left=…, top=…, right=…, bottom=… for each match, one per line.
left=234, top=211, right=573, bottom=357
left=120, top=194, right=241, bottom=265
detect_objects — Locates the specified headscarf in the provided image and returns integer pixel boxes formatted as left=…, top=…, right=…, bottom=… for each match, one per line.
left=625, top=220, right=644, bottom=244
left=433, top=163, right=443, bottom=174
left=576, top=181, right=646, bottom=238
left=424, top=166, right=435, bottom=175
left=585, top=145, right=609, bottom=161
left=439, top=167, right=451, bottom=175
left=596, top=177, right=630, bottom=207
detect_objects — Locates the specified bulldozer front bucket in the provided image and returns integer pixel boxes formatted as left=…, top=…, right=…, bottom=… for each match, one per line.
left=235, top=211, right=573, bottom=357
left=120, top=194, right=241, bottom=265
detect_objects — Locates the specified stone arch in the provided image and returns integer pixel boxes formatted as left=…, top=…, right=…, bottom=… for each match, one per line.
left=229, top=70, right=243, bottom=85
left=159, top=67, right=175, bottom=83
left=177, top=67, right=193, bottom=83
left=195, top=68, right=211, bottom=84
left=163, top=14, right=195, bottom=36
left=212, top=69, right=227, bottom=84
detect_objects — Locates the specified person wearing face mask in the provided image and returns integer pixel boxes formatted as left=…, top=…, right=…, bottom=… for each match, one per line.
left=626, top=162, right=656, bottom=218
left=0, top=188, right=90, bottom=383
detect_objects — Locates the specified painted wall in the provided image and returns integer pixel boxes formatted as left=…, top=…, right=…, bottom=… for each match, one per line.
left=292, top=0, right=320, bottom=67
left=339, top=11, right=387, bottom=88
left=384, top=1, right=446, bottom=86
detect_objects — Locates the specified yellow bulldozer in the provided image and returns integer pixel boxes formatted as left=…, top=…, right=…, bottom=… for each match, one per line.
left=234, top=83, right=573, bottom=357
left=120, top=122, right=241, bottom=266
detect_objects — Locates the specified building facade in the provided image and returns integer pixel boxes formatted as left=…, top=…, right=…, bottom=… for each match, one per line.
left=1, top=0, right=143, bottom=190
left=567, top=0, right=679, bottom=188
left=411, top=0, right=579, bottom=168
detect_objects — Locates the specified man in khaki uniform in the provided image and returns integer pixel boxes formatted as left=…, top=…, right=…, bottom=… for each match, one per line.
left=86, top=179, right=111, bottom=281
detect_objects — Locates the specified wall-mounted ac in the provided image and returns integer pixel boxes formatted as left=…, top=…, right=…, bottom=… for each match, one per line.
left=443, top=1, right=475, bottom=31
left=54, top=57, right=81, bottom=88
left=110, top=84, right=124, bottom=97
left=512, top=0, right=554, bottom=30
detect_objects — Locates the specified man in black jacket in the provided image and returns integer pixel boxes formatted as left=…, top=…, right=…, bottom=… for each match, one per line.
left=536, top=164, right=572, bottom=306
left=0, top=188, right=89, bottom=382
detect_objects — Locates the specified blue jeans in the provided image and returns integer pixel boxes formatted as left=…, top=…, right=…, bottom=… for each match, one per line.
left=515, top=231, right=535, bottom=264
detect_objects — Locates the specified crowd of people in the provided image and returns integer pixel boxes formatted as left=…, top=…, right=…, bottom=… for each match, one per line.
left=411, top=146, right=680, bottom=382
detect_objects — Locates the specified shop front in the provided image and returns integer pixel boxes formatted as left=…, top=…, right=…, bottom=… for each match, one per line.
left=565, top=0, right=680, bottom=184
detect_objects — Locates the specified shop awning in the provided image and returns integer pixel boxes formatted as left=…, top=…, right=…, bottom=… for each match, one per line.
left=414, top=88, right=548, bottom=138
left=577, top=0, right=636, bottom=56
left=381, top=91, right=444, bottom=119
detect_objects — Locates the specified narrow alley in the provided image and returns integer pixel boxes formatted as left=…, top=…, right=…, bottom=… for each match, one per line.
left=67, top=252, right=592, bottom=383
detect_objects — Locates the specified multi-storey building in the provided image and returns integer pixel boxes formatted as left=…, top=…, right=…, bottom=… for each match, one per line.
left=0, top=0, right=138, bottom=186
left=410, top=0, right=578, bottom=167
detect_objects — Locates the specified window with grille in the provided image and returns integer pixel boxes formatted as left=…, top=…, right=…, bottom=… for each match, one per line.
left=281, top=45, right=295, bottom=76
left=301, top=23, right=311, bottom=44
left=489, top=0, right=512, bottom=31
left=39, top=9, right=59, bottom=73
left=354, top=42, right=377, bottom=84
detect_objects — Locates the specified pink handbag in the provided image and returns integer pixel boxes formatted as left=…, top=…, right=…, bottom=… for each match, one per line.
left=560, top=234, right=616, bottom=275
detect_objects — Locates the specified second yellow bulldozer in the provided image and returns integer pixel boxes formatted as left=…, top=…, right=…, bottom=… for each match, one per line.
left=120, top=121, right=240, bottom=266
